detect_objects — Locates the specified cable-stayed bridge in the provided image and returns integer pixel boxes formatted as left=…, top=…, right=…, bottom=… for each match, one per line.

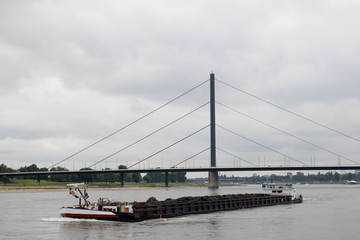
left=2, top=73, right=360, bottom=188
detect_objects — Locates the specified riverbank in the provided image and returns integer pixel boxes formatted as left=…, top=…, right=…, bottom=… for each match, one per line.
left=0, top=186, right=177, bottom=193
left=0, top=180, right=209, bottom=193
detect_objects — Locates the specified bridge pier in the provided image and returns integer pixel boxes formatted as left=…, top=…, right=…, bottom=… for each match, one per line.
left=165, top=172, right=169, bottom=187
left=119, top=173, right=124, bottom=187
left=208, top=171, right=219, bottom=188
left=77, top=173, right=82, bottom=183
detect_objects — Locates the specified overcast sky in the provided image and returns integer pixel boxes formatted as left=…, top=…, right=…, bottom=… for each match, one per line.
left=1, top=0, right=360, bottom=177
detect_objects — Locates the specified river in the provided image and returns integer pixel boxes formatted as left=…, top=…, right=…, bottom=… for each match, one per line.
left=1, top=184, right=359, bottom=240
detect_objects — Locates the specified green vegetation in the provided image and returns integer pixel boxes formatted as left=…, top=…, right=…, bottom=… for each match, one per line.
left=0, top=164, right=15, bottom=173
left=214, top=171, right=360, bottom=184
left=0, top=179, right=204, bottom=188
left=0, top=164, right=16, bottom=183
left=0, top=179, right=67, bottom=186
left=2, top=163, right=360, bottom=186
left=0, top=163, right=187, bottom=185
left=142, top=171, right=186, bottom=183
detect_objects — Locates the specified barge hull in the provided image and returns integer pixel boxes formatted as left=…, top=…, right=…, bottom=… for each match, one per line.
left=61, top=193, right=302, bottom=222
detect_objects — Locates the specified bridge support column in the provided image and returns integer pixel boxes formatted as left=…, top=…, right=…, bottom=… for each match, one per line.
left=120, top=173, right=124, bottom=187
left=37, top=175, right=41, bottom=185
left=208, top=72, right=219, bottom=188
left=77, top=173, right=82, bottom=183
left=165, top=172, right=169, bottom=187
left=208, top=171, right=219, bottom=189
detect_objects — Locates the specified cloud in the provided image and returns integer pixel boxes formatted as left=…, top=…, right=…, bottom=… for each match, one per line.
left=1, top=0, right=360, bottom=174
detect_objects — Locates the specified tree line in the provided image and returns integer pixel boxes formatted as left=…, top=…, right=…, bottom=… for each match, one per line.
left=0, top=163, right=186, bottom=183
left=219, top=171, right=360, bottom=183
left=4, top=162, right=358, bottom=184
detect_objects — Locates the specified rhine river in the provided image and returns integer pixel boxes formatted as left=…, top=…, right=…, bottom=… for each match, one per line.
left=1, top=184, right=360, bottom=240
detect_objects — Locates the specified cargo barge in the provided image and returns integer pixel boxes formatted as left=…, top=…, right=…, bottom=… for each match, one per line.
left=60, top=183, right=302, bottom=222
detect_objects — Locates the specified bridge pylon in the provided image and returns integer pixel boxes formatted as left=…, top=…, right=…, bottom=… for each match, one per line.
left=208, top=72, right=219, bottom=188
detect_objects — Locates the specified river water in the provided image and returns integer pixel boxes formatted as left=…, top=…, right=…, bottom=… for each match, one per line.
left=1, top=184, right=360, bottom=240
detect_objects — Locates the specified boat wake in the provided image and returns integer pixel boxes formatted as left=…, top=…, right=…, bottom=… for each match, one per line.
left=139, top=218, right=169, bottom=224
left=41, top=217, right=99, bottom=222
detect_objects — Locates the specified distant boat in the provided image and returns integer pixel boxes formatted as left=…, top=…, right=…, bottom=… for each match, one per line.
left=262, top=183, right=302, bottom=201
left=345, top=180, right=357, bottom=184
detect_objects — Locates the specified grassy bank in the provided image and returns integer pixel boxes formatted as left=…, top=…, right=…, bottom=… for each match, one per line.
left=0, top=179, right=208, bottom=189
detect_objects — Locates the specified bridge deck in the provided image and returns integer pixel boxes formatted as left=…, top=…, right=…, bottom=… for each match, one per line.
left=1, top=166, right=360, bottom=177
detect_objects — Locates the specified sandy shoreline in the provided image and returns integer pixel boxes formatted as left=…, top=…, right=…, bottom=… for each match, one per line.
left=0, top=185, right=203, bottom=193
left=0, top=186, right=158, bottom=193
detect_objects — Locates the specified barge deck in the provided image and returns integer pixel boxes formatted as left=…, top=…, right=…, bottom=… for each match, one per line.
left=60, top=184, right=302, bottom=222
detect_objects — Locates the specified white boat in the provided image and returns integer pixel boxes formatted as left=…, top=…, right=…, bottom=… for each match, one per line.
left=262, top=183, right=302, bottom=202
left=60, top=183, right=135, bottom=221
left=345, top=180, right=357, bottom=184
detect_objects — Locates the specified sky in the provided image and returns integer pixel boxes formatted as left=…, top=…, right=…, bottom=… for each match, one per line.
left=1, top=0, right=360, bottom=177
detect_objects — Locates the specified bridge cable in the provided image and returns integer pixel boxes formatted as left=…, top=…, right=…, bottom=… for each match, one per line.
left=216, top=79, right=360, bottom=143
left=49, top=79, right=209, bottom=170
left=128, top=124, right=210, bottom=169
left=216, top=147, right=258, bottom=167
left=87, top=102, right=210, bottom=169
left=171, top=147, right=211, bottom=168
left=217, top=125, right=310, bottom=166
left=217, top=102, right=360, bottom=165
